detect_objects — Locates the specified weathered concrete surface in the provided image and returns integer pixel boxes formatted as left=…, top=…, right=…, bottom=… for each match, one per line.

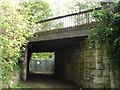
left=28, top=36, right=86, bottom=52
left=29, top=22, right=96, bottom=42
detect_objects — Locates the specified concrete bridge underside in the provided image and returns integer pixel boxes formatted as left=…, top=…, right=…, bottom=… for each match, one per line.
left=26, top=24, right=92, bottom=87
left=21, top=23, right=120, bottom=88
left=28, top=36, right=86, bottom=52
left=27, top=36, right=87, bottom=88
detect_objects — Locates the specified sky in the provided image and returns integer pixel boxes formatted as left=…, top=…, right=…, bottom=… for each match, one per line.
left=1, top=0, right=119, bottom=3
left=45, top=0, right=94, bottom=16
left=35, top=0, right=118, bottom=3
left=45, top=0, right=73, bottom=3
left=1, top=0, right=118, bottom=17
left=45, top=0, right=72, bottom=16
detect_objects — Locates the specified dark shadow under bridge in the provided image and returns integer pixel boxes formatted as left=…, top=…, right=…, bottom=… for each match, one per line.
left=19, top=7, right=103, bottom=89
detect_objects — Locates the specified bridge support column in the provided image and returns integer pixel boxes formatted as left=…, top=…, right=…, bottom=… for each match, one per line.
left=26, top=51, right=31, bottom=79
left=19, top=53, right=27, bottom=81
left=19, top=44, right=28, bottom=81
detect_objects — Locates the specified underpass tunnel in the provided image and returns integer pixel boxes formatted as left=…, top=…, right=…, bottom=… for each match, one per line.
left=29, top=52, right=55, bottom=74
left=27, top=36, right=86, bottom=87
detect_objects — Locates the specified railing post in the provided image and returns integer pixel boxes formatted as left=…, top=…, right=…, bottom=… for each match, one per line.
left=35, top=7, right=101, bottom=32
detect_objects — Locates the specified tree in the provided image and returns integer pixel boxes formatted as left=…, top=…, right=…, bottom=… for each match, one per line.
left=19, top=1, right=53, bottom=32
left=0, top=1, right=30, bottom=87
left=31, top=52, right=54, bottom=60
left=65, top=0, right=101, bottom=25
left=65, top=0, right=101, bottom=13
left=0, top=0, right=52, bottom=88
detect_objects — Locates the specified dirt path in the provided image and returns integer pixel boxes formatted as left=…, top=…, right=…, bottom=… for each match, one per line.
left=21, top=73, right=79, bottom=89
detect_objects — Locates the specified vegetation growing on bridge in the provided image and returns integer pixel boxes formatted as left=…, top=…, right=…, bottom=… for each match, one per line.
left=1, top=0, right=119, bottom=89
left=31, top=52, right=54, bottom=60
left=0, top=0, right=52, bottom=88
left=88, top=1, right=120, bottom=70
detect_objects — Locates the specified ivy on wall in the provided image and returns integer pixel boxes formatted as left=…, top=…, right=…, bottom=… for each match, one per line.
left=87, top=1, right=120, bottom=70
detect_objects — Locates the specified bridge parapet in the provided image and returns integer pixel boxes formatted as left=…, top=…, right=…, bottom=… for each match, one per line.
left=34, top=7, right=101, bottom=33
left=30, top=22, right=98, bottom=42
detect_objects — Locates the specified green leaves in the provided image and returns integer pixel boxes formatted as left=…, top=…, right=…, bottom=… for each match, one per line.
left=93, top=10, right=107, bottom=20
left=88, top=1, right=120, bottom=71
left=1, top=0, right=52, bottom=88
left=19, top=1, right=52, bottom=24
left=31, top=52, right=54, bottom=60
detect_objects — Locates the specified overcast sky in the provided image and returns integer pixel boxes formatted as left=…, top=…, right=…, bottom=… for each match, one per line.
left=1, top=0, right=118, bottom=17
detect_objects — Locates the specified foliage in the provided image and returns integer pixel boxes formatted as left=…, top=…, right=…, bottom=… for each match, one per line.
left=87, top=2, right=120, bottom=70
left=19, top=1, right=54, bottom=61
left=31, top=52, right=54, bottom=60
left=0, top=1, right=30, bottom=87
left=0, top=0, right=52, bottom=88
left=19, top=1, right=52, bottom=32
left=64, top=1, right=101, bottom=25
left=65, top=0, right=101, bottom=13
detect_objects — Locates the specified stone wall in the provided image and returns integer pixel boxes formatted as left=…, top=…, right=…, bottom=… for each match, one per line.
left=20, top=39, right=120, bottom=88
left=55, top=40, right=120, bottom=88
left=19, top=45, right=28, bottom=81
left=19, top=55, right=27, bottom=81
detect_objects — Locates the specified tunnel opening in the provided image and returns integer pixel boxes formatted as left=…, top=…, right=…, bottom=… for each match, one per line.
left=26, top=37, right=86, bottom=88
left=29, top=52, right=55, bottom=75
left=26, top=51, right=78, bottom=89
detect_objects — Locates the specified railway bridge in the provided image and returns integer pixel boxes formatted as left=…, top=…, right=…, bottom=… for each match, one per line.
left=19, top=7, right=120, bottom=88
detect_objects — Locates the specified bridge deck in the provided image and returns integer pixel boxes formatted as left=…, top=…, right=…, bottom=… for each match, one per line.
left=30, top=22, right=98, bottom=42
left=30, top=7, right=101, bottom=42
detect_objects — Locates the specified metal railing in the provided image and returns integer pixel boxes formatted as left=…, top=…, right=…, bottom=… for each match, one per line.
left=34, top=7, right=101, bottom=32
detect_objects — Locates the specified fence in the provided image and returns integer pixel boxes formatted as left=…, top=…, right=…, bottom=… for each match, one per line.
left=33, top=7, right=101, bottom=32
left=30, top=59, right=54, bottom=74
